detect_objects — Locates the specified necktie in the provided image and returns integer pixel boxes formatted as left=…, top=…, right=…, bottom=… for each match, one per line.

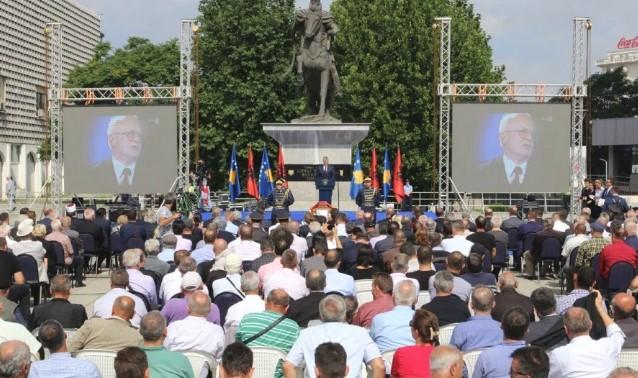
left=512, top=166, right=523, bottom=184
left=121, top=168, right=131, bottom=185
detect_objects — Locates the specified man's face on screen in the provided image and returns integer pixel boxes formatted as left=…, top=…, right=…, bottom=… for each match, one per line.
left=500, top=115, right=534, bottom=163
left=109, top=117, right=142, bottom=165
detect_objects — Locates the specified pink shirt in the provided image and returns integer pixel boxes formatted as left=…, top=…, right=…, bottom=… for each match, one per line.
left=352, top=294, right=394, bottom=328
left=175, top=235, right=192, bottom=251
left=45, top=231, right=74, bottom=264
left=258, top=257, right=282, bottom=282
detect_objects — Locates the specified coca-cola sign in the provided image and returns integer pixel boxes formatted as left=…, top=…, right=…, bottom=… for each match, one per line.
left=617, top=36, right=638, bottom=50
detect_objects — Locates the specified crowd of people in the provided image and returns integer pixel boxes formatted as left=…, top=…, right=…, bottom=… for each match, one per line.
left=0, top=195, right=638, bottom=377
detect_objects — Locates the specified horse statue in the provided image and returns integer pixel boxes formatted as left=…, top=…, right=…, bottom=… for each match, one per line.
left=293, top=0, right=341, bottom=122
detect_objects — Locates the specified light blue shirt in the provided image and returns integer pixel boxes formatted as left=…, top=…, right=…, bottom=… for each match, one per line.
left=191, top=244, right=214, bottom=265
left=286, top=322, right=381, bottom=378
left=450, top=315, right=503, bottom=351
left=324, top=269, right=355, bottom=296
left=472, top=340, right=527, bottom=378
left=157, top=248, right=176, bottom=262
left=28, top=352, right=102, bottom=378
left=369, top=305, right=415, bottom=352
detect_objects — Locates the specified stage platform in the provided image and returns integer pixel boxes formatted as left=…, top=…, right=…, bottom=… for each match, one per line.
left=200, top=210, right=436, bottom=223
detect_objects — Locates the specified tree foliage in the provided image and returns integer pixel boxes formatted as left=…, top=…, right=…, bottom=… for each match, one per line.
left=589, top=67, right=638, bottom=119
left=330, top=0, right=503, bottom=190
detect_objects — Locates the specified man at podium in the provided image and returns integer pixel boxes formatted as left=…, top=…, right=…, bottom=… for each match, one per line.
left=315, top=156, right=336, bottom=203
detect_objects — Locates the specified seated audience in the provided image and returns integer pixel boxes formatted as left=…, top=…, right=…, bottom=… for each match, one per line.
left=0, top=340, right=31, bottom=378
left=609, top=368, right=638, bottom=378
left=68, top=296, right=143, bottom=353
left=225, top=271, right=265, bottom=330
left=349, top=244, right=377, bottom=280
left=229, top=224, right=261, bottom=262
left=427, top=252, right=471, bottom=302
left=549, top=291, right=625, bottom=377
left=221, top=342, right=254, bottom=378
left=473, top=307, right=530, bottom=378
left=441, top=220, right=473, bottom=256
left=370, top=280, right=417, bottom=352
left=45, top=219, right=83, bottom=286
left=574, top=222, right=609, bottom=268
left=165, top=291, right=224, bottom=361
left=389, top=254, right=420, bottom=291
left=191, top=229, right=215, bottom=265
left=212, top=253, right=244, bottom=298
left=251, top=239, right=277, bottom=273
left=381, top=230, right=408, bottom=271
left=93, top=268, right=147, bottom=326
left=611, top=293, right=638, bottom=348
left=142, top=239, right=170, bottom=278
left=173, top=221, right=192, bottom=251
left=323, top=249, right=355, bottom=296
left=524, top=287, right=567, bottom=349
left=0, top=236, right=28, bottom=319
left=258, top=228, right=293, bottom=282
left=160, top=256, right=209, bottom=303
left=0, top=302, right=41, bottom=355
left=29, top=319, right=101, bottom=378
left=315, top=342, right=348, bottom=378
left=450, top=286, right=503, bottom=351
left=510, top=346, right=550, bottom=378
left=0, top=286, right=23, bottom=323
left=237, top=289, right=299, bottom=377
left=422, top=271, right=470, bottom=326
left=286, top=269, right=326, bottom=327
left=29, top=274, right=87, bottom=331
left=263, top=249, right=309, bottom=300
left=352, top=272, right=394, bottom=328
left=598, top=222, right=638, bottom=280
left=160, top=272, right=220, bottom=325
left=9, top=219, right=48, bottom=285
left=115, top=346, right=149, bottom=378
left=406, top=246, right=435, bottom=290
left=556, top=266, right=595, bottom=315
left=122, top=248, right=157, bottom=308
left=157, top=234, right=178, bottom=262
left=430, top=345, right=464, bottom=378
left=492, top=272, right=535, bottom=322
left=487, top=216, right=508, bottom=248
left=283, top=295, right=384, bottom=378
left=460, top=253, right=497, bottom=287
left=391, top=309, right=439, bottom=377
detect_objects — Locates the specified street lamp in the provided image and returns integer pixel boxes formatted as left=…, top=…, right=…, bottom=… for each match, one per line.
left=599, top=158, right=608, bottom=182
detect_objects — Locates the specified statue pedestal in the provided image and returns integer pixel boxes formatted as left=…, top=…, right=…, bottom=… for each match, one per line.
left=262, top=123, right=370, bottom=211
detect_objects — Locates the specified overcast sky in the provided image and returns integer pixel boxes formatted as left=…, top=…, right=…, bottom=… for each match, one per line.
left=74, top=0, right=635, bottom=83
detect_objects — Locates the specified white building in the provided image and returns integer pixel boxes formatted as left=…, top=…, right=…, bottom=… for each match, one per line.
left=0, top=0, right=101, bottom=199
left=596, top=35, right=638, bottom=81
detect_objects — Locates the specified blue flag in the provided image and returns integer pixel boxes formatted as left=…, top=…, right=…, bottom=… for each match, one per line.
left=350, top=146, right=363, bottom=199
left=258, top=146, right=274, bottom=198
left=382, top=147, right=392, bottom=201
left=228, top=144, right=241, bottom=203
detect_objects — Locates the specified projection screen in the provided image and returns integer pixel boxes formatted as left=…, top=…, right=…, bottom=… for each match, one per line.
left=451, top=103, right=571, bottom=193
left=63, top=105, right=178, bottom=193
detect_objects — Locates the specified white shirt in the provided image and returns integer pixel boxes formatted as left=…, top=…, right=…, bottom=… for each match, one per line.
left=390, top=273, right=420, bottom=292
left=440, top=235, right=474, bottom=256
left=225, top=222, right=239, bottom=236
left=228, top=239, right=262, bottom=261
left=561, top=234, right=590, bottom=261
left=112, top=157, right=136, bottom=185
left=286, top=322, right=381, bottom=378
left=224, top=295, right=265, bottom=328
left=290, top=234, right=309, bottom=263
left=370, top=235, right=387, bottom=248
left=0, top=319, right=41, bottom=354
left=157, top=248, right=175, bottom=262
left=549, top=323, right=625, bottom=378
left=263, top=268, right=309, bottom=300
left=165, top=315, right=225, bottom=361
left=553, top=220, right=571, bottom=233
left=160, top=270, right=210, bottom=303
left=324, top=269, right=355, bottom=296
left=9, top=239, right=48, bottom=283
left=212, top=273, right=243, bottom=298
left=191, top=244, right=214, bottom=265
left=503, top=155, right=527, bottom=184
left=93, top=287, right=148, bottom=327
left=175, top=235, right=192, bottom=251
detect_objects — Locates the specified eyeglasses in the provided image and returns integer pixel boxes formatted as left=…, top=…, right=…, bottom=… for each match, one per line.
left=112, top=131, right=142, bottom=139
left=503, top=128, right=534, bottom=137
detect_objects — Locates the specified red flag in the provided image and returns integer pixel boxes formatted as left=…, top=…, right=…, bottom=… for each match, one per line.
left=246, top=146, right=259, bottom=199
left=393, top=146, right=405, bottom=203
left=276, top=144, right=288, bottom=188
left=370, top=146, right=379, bottom=190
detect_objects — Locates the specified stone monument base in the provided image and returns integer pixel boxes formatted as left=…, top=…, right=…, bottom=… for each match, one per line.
left=262, top=122, right=370, bottom=211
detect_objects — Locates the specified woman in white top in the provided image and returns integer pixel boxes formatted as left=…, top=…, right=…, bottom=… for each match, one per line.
left=9, top=219, right=48, bottom=283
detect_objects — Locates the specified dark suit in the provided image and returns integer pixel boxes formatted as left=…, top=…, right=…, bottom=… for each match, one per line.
left=93, top=159, right=137, bottom=191
left=617, top=318, right=638, bottom=348
left=479, top=156, right=543, bottom=191
left=120, top=223, right=146, bottom=245
left=37, top=218, right=52, bottom=234
left=29, top=298, right=87, bottom=331
left=523, top=315, right=567, bottom=348
left=315, top=165, right=336, bottom=203
left=286, top=291, right=325, bottom=327
left=492, top=288, right=535, bottom=323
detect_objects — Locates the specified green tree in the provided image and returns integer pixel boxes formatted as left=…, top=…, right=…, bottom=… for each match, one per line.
left=330, top=0, right=504, bottom=190
left=589, top=67, right=638, bottom=119
left=197, top=0, right=301, bottom=188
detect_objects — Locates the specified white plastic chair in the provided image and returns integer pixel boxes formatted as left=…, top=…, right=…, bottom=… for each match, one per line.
left=438, top=323, right=457, bottom=345
left=381, top=349, right=396, bottom=374
left=76, top=350, right=117, bottom=378
left=250, top=347, right=287, bottom=378
left=183, top=351, right=216, bottom=378
left=356, top=291, right=374, bottom=306
left=416, top=291, right=431, bottom=308
left=617, top=349, right=638, bottom=370
left=355, top=279, right=373, bottom=293
left=463, top=349, right=484, bottom=377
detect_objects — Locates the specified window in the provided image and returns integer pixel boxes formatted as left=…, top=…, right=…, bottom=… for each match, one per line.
left=35, top=86, right=46, bottom=117
left=0, top=76, right=6, bottom=111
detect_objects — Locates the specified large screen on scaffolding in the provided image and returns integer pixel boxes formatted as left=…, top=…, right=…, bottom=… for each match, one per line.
left=451, top=103, right=571, bottom=193
left=63, top=105, right=178, bottom=193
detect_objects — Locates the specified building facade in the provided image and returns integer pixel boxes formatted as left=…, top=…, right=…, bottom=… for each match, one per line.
left=0, top=0, right=100, bottom=199
left=596, top=35, right=638, bottom=81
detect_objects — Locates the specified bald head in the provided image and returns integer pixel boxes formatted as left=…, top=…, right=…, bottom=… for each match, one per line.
left=238, top=225, right=252, bottom=240
left=612, top=293, right=637, bottom=320
left=430, top=345, right=463, bottom=378
left=393, top=280, right=417, bottom=306
left=112, top=296, right=136, bottom=321
left=265, top=289, right=290, bottom=314
left=564, top=307, right=592, bottom=337
left=471, top=286, right=495, bottom=313
left=187, top=291, right=212, bottom=317
left=0, top=340, right=31, bottom=378
left=498, top=271, right=518, bottom=290
left=213, top=239, right=228, bottom=254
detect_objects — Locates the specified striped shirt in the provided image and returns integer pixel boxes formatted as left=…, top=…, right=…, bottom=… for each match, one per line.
left=237, top=310, right=300, bottom=378
left=575, top=236, right=610, bottom=267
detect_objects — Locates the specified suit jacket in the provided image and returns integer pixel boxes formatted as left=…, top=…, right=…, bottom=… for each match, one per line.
left=120, top=223, right=147, bottom=244
left=479, top=156, right=544, bottom=192
left=93, top=159, right=138, bottom=191
left=73, top=219, right=105, bottom=250
left=502, top=216, right=524, bottom=232
left=37, top=218, right=52, bottom=234
left=617, top=318, right=638, bottom=348
left=286, top=291, right=325, bottom=327
left=67, top=317, right=143, bottom=353
left=492, top=288, right=535, bottom=322
left=315, top=165, right=336, bottom=190
left=523, top=314, right=567, bottom=348
left=29, top=298, right=87, bottom=331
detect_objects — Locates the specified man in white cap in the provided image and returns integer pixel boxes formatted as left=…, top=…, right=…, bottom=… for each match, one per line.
left=160, top=271, right=220, bottom=325
left=211, top=253, right=244, bottom=298
left=9, top=219, right=48, bottom=286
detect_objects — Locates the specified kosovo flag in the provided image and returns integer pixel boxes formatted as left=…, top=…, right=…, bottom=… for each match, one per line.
left=382, top=147, right=392, bottom=201
left=258, top=146, right=274, bottom=198
left=228, top=144, right=241, bottom=202
left=350, top=146, right=363, bottom=199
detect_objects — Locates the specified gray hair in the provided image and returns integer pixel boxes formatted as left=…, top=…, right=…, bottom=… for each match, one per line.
left=144, top=239, right=160, bottom=256
left=161, top=234, right=177, bottom=249
left=319, top=294, right=347, bottom=323
left=0, top=340, right=31, bottom=377
left=51, top=219, right=62, bottom=232
left=213, top=217, right=227, bottom=231
left=433, top=271, right=454, bottom=294
left=609, top=367, right=638, bottom=378
left=430, top=345, right=463, bottom=374
left=187, top=291, right=211, bottom=317
left=231, top=210, right=242, bottom=220
left=49, top=275, right=72, bottom=294
left=122, top=249, right=143, bottom=268
left=393, top=280, right=417, bottom=306
left=83, top=208, right=95, bottom=221
left=564, top=307, right=592, bottom=334
left=240, top=271, right=260, bottom=292
left=140, top=311, right=166, bottom=342
left=391, top=254, right=410, bottom=273
left=471, top=286, right=494, bottom=312
left=491, top=215, right=502, bottom=229
left=177, top=256, right=197, bottom=274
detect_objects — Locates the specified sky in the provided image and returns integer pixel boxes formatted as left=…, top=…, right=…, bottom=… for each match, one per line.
left=74, top=0, right=635, bottom=84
